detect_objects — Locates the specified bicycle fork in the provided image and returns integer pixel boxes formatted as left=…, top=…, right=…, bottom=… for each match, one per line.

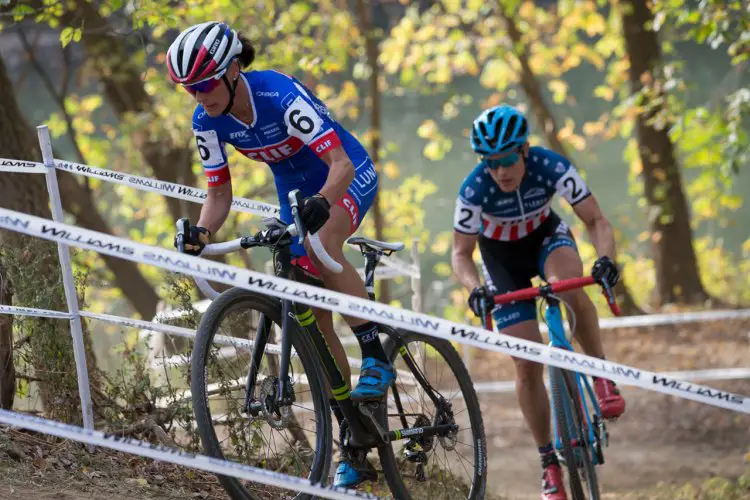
left=545, top=302, right=606, bottom=466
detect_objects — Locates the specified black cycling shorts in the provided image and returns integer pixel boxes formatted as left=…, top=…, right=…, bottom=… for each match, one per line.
left=479, top=212, right=578, bottom=329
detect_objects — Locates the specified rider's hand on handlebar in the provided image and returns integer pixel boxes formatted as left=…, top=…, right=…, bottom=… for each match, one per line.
left=175, top=225, right=211, bottom=256
left=468, top=285, right=493, bottom=318
left=591, top=256, right=619, bottom=288
left=300, top=193, right=330, bottom=234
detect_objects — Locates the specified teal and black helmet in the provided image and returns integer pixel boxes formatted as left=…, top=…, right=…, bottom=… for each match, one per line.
left=470, top=105, right=529, bottom=156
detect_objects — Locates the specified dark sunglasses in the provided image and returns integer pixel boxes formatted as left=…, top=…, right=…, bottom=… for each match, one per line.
left=484, top=147, right=522, bottom=169
left=182, top=66, right=229, bottom=95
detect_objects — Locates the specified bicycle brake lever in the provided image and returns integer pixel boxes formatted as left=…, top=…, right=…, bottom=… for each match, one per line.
left=288, top=190, right=305, bottom=245
left=175, top=218, right=190, bottom=253
left=599, top=281, right=622, bottom=317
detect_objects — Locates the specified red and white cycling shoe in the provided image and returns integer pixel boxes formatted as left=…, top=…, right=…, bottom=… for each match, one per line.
left=541, top=462, right=568, bottom=500
left=594, top=378, right=626, bottom=420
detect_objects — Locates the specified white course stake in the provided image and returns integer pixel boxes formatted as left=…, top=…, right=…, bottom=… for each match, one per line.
left=37, top=125, right=95, bottom=445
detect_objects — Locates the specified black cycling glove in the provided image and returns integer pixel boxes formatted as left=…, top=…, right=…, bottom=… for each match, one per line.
left=301, top=193, right=331, bottom=234
left=468, top=286, right=493, bottom=318
left=591, top=256, right=620, bottom=288
left=174, top=225, right=210, bottom=256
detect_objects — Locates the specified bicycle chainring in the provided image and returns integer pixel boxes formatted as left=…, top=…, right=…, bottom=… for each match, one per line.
left=412, top=414, right=435, bottom=453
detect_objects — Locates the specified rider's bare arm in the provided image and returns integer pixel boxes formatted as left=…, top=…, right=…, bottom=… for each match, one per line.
left=572, top=195, right=616, bottom=261
left=318, top=146, right=355, bottom=205
left=452, top=230, right=483, bottom=291
left=197, top=177, right=233, bottom=235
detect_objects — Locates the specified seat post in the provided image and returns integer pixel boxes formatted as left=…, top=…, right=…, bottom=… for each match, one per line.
left=363, top=250, right=381, bottom=300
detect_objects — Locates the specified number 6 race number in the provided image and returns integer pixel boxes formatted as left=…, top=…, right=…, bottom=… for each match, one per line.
left=284, top=97, right=322, bottom=143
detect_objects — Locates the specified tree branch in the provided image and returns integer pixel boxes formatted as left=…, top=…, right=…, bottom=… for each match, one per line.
left=16, top=27, right=159, bottom=319
left=17, top=27, right=87, bottom=165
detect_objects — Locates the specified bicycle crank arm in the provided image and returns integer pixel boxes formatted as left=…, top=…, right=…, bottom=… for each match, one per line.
left=357, top=401, right=390, bottom=444
left=389, top=423, right=458, bottom=442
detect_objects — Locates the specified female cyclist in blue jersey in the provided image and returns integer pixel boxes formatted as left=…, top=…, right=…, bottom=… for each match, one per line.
left=167, top=21, right=392, bottom=487
left=451, top=105, right=626, bottom=500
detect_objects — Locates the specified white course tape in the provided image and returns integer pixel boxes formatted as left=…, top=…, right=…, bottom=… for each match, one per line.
left=1, top=208, right=749, bottom=414
left=79, top=310, right=282, bottom=354
left=539, top=308, right=750, bottom=334
left=0, top=157, right=280, bottom=218
left=0, top=304, right=72, bottom=320
left=471, top=367, right=750, bottom=395
left=597, top=308, right=750, bottom=329
left=0, top=409, right=375, bottom=500
left=380, top=254, right=420, bottom=279
left=0, top=304, right=405, bottom=377
left=0, top=158, right=47, bottom=173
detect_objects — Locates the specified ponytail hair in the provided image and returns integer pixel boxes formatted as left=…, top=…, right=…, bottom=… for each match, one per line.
left=237, top=34, right=256, bottom=69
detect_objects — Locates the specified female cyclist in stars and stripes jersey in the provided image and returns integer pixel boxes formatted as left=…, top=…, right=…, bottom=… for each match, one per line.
left=167, top=21, right=393, bottom=488
left=451, top=104, right=626, bottom=500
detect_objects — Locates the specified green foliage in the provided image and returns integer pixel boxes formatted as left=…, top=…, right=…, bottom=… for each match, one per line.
left=59, top=25, right=81, bottom=48
left=650, top=0, right=750, bottom=64
left=5, top=0, right=749, bottom=344
left=637, top=470, right=750, bottom=499
left=2, top=241, right=88, bottom=423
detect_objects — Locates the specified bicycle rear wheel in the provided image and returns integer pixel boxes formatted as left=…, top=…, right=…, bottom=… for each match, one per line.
left=191, top=288, right=332, bottom=500
left=378, top=329, right=487, bottom=500
left=550, top=367, right=600, bottom=500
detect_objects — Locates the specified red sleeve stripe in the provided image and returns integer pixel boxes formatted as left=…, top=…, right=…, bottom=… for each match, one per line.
left=309, top=129, right=342, bottom=158
left=206, top=165, right=230, bottom=187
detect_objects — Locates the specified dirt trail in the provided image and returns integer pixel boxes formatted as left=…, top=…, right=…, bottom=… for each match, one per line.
left=473, top=318, right=750, bottom=498
left=1, top=319, right=749, bottom=499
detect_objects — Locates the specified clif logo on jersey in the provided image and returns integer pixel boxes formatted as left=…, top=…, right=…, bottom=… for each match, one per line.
left=315, top=139, right=332, bottom=154
left=237, top=136, right=304, bottom=163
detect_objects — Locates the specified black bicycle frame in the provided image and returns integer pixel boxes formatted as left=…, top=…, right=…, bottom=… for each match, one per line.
left=244, top=243, right=458, bottom=450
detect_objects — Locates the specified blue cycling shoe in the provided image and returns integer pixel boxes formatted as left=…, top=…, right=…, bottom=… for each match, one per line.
left=350, top=357, right=396, bottom=402
left=334, top=461, right=361, bottom=488
left=334, top=459, right=377, bottom=488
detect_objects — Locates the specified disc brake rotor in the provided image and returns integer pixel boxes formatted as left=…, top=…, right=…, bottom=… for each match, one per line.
left=438, top=409, right=458, bottom=451
left=259, top=376, right=292, bottom=430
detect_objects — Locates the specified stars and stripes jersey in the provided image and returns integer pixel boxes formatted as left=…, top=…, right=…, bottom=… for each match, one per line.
left=191, top=69, right=373, bottom=199
left=453, top=146, right=591, bottom=241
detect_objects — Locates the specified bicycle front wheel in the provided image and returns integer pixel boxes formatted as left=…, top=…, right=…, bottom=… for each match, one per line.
left=191, top=288, right=332, bottom=500
left=550, top=367, right=600, bottom=500
left=379, top=330, right=487, bottom=500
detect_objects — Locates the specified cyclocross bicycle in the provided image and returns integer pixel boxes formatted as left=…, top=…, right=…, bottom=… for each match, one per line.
left=176, top=189, right=486, bottom=500
left=484, top=277, right=621, bottom=500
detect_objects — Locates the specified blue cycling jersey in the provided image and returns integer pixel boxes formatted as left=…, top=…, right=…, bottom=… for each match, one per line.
left=191, top=69, right=378, bottom=256
left=453, top=146, right=591, bottom=241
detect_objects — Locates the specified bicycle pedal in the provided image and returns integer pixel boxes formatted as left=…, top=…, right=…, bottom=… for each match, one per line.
left=356, top=459, right=378, bottom=483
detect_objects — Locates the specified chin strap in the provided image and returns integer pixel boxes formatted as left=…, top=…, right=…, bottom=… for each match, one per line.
left=220, top=74, right=240, bottom=115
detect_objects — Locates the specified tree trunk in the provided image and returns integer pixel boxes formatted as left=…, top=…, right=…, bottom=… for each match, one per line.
left=0, top=264, right=14, bottom=409
left=502, top=9, right=644, bottom=314
left=620, top=0, right=708, bottom=306
left=501, top=14, right=568, bottom=154
left=0, top=53, right=100, bottom=422
left=57, top=173, right=159, bottom=319
left=16, top=28, right=159, bottom=319
left=356, top=0, right=391, bottom=304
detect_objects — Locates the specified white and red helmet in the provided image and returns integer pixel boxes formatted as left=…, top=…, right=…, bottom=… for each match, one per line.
left=166, top=22, right=243, bottom=84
